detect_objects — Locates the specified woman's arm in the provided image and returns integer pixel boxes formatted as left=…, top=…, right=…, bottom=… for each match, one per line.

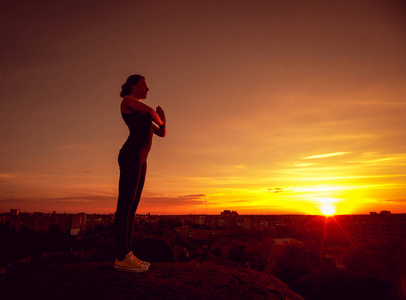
left=121, top=96, right=165, bottom=126
left=152, top=123, right=166, bottom=137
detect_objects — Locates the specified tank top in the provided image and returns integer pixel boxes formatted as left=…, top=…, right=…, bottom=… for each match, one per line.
left=120, top=111, right=153, bottom=157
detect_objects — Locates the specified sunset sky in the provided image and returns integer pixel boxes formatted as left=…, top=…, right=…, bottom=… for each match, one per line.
left=1, top=0, right=405, bottom=215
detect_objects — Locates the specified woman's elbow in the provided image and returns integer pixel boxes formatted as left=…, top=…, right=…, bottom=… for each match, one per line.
left=161, top=128, right=167, bottom=137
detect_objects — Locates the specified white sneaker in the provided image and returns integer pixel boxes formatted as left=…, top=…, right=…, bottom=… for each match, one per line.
left=114, top=252, right=149, bottom=273
left=130, top=251, right=151, bottom=268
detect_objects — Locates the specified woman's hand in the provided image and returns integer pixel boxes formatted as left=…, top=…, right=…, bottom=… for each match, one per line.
left=152, top=106, right=167, bottom=137
left=156, top=106, right=166, bottom=124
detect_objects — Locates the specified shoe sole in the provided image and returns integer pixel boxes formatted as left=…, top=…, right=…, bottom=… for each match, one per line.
left=114, top=264, right=149, bottom=273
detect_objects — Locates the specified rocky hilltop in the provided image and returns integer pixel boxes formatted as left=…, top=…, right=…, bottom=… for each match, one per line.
left=1, top=261, right=303, bottom=299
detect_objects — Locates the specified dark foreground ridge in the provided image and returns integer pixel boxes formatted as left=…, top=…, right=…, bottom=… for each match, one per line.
left=1, top=261, right=303, bottom=299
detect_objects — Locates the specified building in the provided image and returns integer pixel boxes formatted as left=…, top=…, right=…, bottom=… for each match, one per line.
left=9, top=211, right=72, bottom=233
left=7, top=209, right=114, bottom=235
left=70, top=213, right=87, bottom=235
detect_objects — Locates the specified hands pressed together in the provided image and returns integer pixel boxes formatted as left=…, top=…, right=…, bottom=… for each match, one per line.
left=156, top=106, right=166, bottom=125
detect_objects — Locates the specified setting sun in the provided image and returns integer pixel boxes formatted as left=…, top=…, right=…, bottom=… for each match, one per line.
left=320, top=204, right=336, bottom=216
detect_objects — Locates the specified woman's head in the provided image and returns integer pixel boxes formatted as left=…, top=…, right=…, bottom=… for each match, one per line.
left=120, top=75, right=147, bottom=98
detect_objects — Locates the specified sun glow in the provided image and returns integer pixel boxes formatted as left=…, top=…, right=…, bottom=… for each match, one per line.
left=315, top=197, right=338, bottom=216
left=320, top=204, right=336, bottom=216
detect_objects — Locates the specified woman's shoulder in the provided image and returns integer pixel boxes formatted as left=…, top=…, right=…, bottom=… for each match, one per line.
left=121, top=95, right=136, bottom=105
left=121, top=96, right=152, bottom=114
left=121, top=96, right=133, bottom=113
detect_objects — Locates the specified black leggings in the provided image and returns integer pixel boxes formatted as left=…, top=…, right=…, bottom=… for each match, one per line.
left=114, top=150, right=147, bottom=260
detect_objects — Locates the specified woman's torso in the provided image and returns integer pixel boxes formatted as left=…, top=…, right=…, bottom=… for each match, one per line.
left=120, top=110, right=153, bottom=157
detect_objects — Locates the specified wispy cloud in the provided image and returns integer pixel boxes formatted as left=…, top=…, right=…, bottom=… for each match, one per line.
left=384, top=198, right=406, bottom=203
left=293, top=163, right=316, bottom=167
left=348, top=153, right=406, bottom=166
left=81, top=170, right=95, bottom=174
left=137, top=194, right=208, bottom=214
left=267, top=187, right=293, bottom=193
left=291, top=174, right=406, bottom=182
left=303, top=152, right=351, bottom=160
left=0, top=174, right=13, bottom=178
left=0, top=195, right=117, bottom=214
left=235, top=165, right=246, bottom=169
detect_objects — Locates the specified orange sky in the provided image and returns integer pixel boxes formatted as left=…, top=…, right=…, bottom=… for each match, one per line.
left=1, top=0, right=406, bottom=215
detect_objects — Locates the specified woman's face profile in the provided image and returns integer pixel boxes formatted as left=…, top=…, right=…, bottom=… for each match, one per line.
left=131, top=78, right=149, bottom=99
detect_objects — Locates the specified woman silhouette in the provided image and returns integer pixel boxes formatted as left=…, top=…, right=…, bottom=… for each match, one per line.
left=113, top=75, right=166, bottom=273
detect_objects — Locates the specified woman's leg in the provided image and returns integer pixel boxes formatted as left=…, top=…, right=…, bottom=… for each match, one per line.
left=127, top=160, right=147, bottom=252
left=114, top=153, right=144, bottom=261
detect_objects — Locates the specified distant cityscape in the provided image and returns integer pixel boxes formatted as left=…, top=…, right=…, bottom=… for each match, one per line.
left=2, top=208, right=405, bottom=244
left=2, top=208, right=406, bottom=298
